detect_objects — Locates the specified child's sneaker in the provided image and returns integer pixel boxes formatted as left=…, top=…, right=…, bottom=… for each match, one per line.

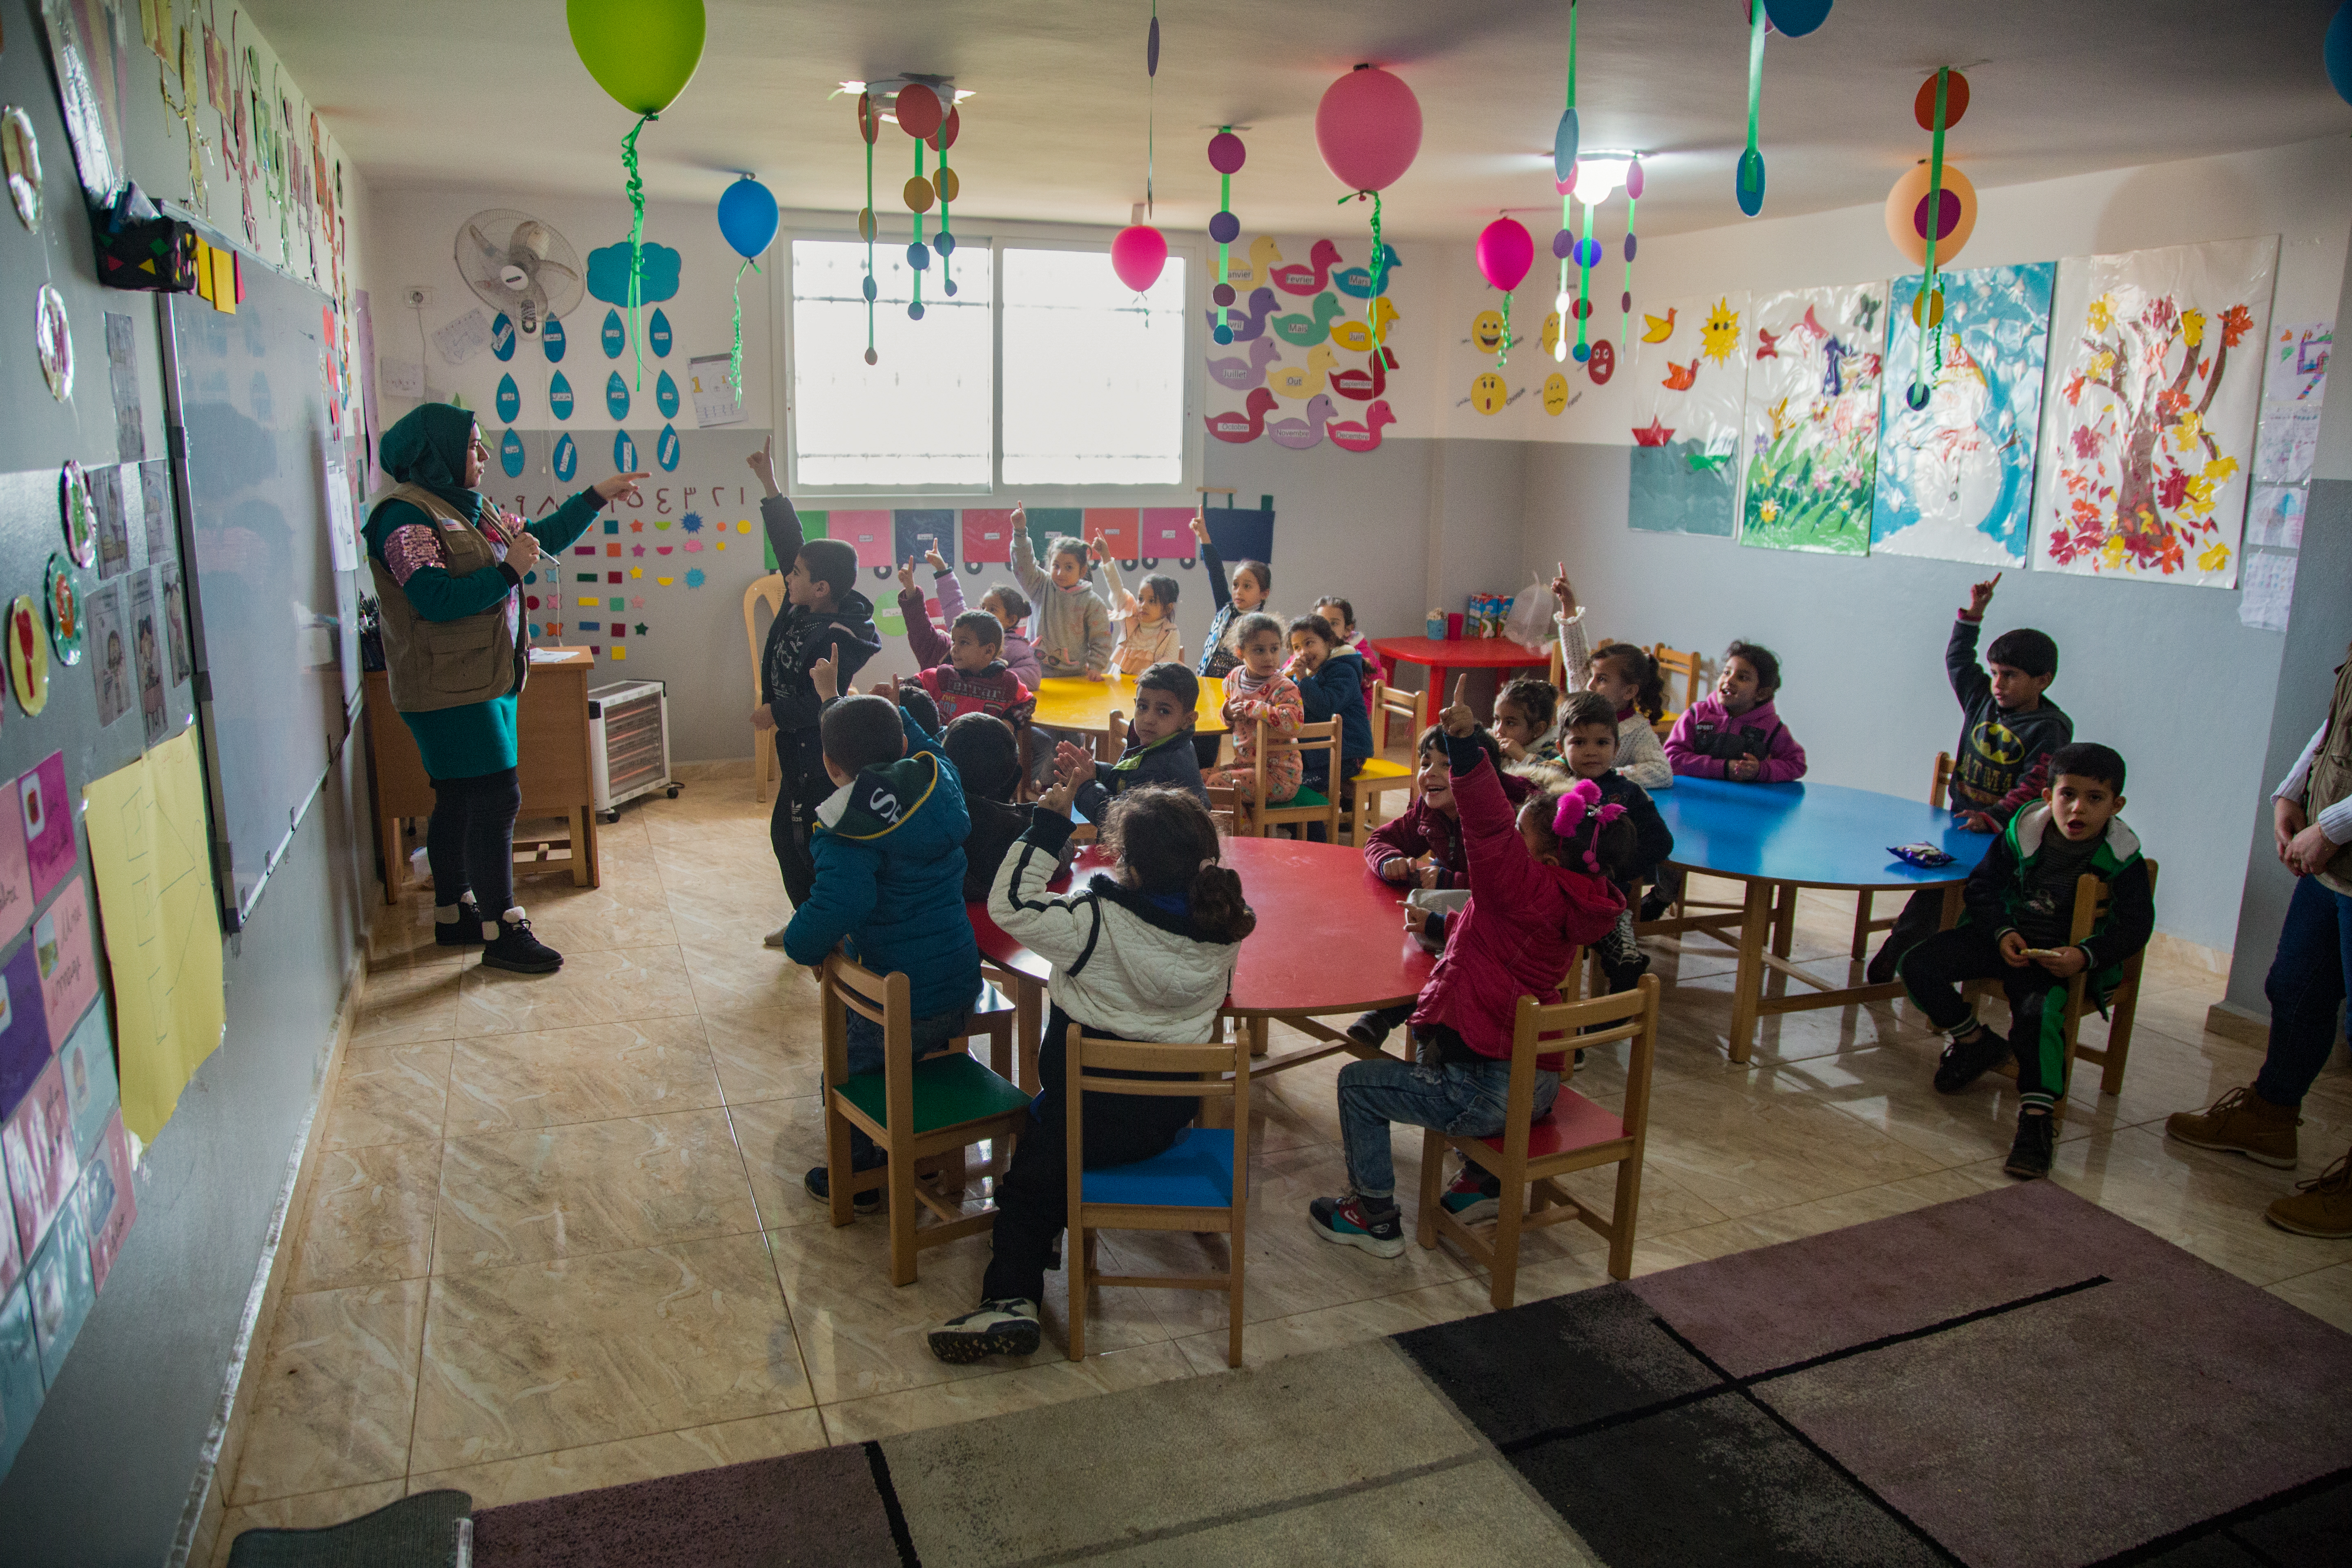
left=1345, top=1011, right=1392, bottom=1050
left=1932, top=1026, right=2009, bottom=1094
left=1308, top=1194, right=1405, bottom=1257
left=481, top=909, right=563, bottom=973
left=1440, top=1168, right=1501, bottom=1226
left=764, top=924, right=789, bottom=949
left=804, top=1156, right=886, bottom=1215
left=2003, top=1109, right=2056, bottom=1180
left=927, top=1298, right=1042, bottom=1363
left=434, top=900, right=486, bottom=947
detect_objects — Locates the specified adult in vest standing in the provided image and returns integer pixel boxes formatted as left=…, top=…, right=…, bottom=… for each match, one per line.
left=364, top=403, right=646, bottom=973
left=2167, top=644, right=2352, bottom=1235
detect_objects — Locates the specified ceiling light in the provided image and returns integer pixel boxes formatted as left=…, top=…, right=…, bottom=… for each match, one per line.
left=1573, top=155, right=1632, bottom=207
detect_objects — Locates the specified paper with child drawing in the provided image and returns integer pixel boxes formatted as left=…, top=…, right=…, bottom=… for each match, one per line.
left=1628, top=292, right=1747, bottom=537
left=1740, top=283, right=1889, bottom=556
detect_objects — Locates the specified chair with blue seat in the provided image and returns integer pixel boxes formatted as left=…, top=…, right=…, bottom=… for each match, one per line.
left=1064, top=1024, right=1253, bottom=1367
left=820, top=954, right=1031, bottom=1286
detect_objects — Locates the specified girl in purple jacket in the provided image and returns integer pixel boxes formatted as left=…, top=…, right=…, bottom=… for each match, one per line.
left=1663, top=641, right=1807, bottom=783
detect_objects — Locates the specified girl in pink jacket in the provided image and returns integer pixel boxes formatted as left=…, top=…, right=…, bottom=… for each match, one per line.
left=1663, top=641, right=1808, bottom=783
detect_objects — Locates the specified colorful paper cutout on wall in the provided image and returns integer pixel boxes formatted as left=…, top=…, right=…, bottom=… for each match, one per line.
left=543, top=314, right=568, bottom=361
left=586, top=241, right=682, bottom=306
left=2268, top=320, right=2330, bottom=403
left=3, top=1054, right=76, bottom=1267
left=1628, top=293, right=1748, bottom=536
left=601, top=308, right=626, bottom=359
left=2028, top=237, right=2277, bottom=587
left=1740, top=283, right=1887, bottom=555
left=19, top=757, right=72, bottom=905
left=0, top=796, right=29, bottom=955
left=78, top=1113, right=134, bottom=1294
left=1872, top=263, right=2055, bottom=566
left=549, top=371, right=575, bottom=421
left=553, top=433, right=577, bottom=482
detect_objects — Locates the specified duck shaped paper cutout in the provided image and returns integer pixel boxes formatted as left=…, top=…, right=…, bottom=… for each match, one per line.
left=1329, top=297, right=1399, bottom=353
left=1209, top=337, right=1282, bottom=390
left=1327, top=400, right=1395, bottom=453
left=1330, top=347, right=1391, bottom=402
left=1205, top=287, right=1278, bottom=342
left=1641, top=308, right=1678, bottom=343
left=1267, top=393, right=1336, bottom=450
left=1272, top=293, right=1345, bottom=347
left=1266, top=343, right=1338, bottom=400
left=1662, top=360, right=1699, bottom=391
left=1269, top=238, right=1343, bottom=296
left=1224, top=235, right=1282, bottom=287
left=1332, top=246, right=1403, bottom=299
left=1206, top=388, right=1277, bottom=444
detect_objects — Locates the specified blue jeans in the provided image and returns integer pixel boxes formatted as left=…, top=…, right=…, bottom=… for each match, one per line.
left=1336, top=1055, right=1559, bottom=1201
left=2254, top=876, right=2352, bottom=1108
left=839, top=988, right=981, bottom=1164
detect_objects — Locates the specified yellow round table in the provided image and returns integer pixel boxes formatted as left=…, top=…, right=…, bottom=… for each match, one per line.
left=1029, top=673, right=1229, bottom=754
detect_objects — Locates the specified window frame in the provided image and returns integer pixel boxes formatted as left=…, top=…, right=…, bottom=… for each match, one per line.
left=773, top=220, right=1207, bottom=502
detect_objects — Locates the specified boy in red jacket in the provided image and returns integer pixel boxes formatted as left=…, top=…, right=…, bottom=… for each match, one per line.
left=899, top=555, right=1036, bottom=730
left=1311, top=679, right=1635, bottom=1255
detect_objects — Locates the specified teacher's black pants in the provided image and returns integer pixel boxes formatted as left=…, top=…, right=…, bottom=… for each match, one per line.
left=426, top=767, right=520, bottom=918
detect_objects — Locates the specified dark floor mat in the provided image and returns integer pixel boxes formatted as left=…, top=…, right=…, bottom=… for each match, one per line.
left=227, top=1490, right=472, bottom=1568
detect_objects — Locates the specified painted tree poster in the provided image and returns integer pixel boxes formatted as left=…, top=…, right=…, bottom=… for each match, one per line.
left=1871, top=263, right=2056, bottom=566
left=1739, top=284, right=1887, bottom=554
left=1628, top=293, right=1747, bottom=536
left=2027, top=237, right=2276, bottom=587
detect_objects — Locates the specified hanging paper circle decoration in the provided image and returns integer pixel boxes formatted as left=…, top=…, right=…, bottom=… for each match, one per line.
left=717, top=174, right=778, bottom=259
left=657, top=423, right=680, bottom=471
left=930, top=107, right=960, bottom=152
left=905, top=242, right=929, bottom=270
left=59, top=462, right=96, bottom=568
left=1207, top=131, right=1247, bottom=174
left=500, top=428, right=526, bottom=477
left=935, top=167, right=960, bottom=203
left=649, top=308, right=673, bottom=356
left=613, top=430, right=637, bottom=472
left=543, top=314, right=568, bottom=361
left=1208, top=211, right=1239, bottom=244
left=1475, top=217, right=1534, bottom=293
left=2330, top=3, right=2352, bottom=105
left=601, top=308, right=625, bottom=358
left=1884, top=162, right=1976, bottom=267
left=553, top=433, right=578, bottom=481
left=1552, top=107, right=1579, bottom=185
left=1315, top=65, right=1422, bottom=192
left=936, top=230, right=957, bottom=256
left=1575, top=237, right=1604, bottom=268
left=857, top=208, right=877, bottom=241
left=656, top=370, right=680, bottom=417
left=1111, top=224, right=1169, bottom=292
left=858, top=92, right=878, bottom=145
left=1914, top=69, right=1970, bottom=130
left=1736, top=147, right=1766, bottom=218
left=606, top=371, right=630, bottom=419
left=894, top=83, right=944, bottom=139
left=1911, top=287, right=1946, bottom=329
left=8, top=596, right=47, bottom=716
left=564, top=0, right=707, bottom=116
left=1213, top=283, right=1236, bottom=307
left=1624, top=232, right=1637, bottom=261
left=492, top=312, right=517, bottom=360
left=903, top=174, right=935, bottom=214
left=44, top=555, right=81, bottom=667
left=496, top=373, right=521, bottom=422
left=1626, top=158, right=1644, bottom=200
left=550, top=371, right=575, bottom=419
left=1552, top=229, right=1573, bottom=260
left=1588, top=339, right=1615, bottom=383
left=1763, top=0, right=1833, bottom=38
left=861, top=275, right=878, bottom=301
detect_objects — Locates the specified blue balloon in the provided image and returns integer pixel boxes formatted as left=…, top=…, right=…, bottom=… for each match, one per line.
left=1764, top=0, right=1832, bottom=38
left=2330, top=1, right=2352, bottom=104
left=717, top=175, right=780, bottom=260
left=1736, top=147, right=1766, bottom=217
left=1553, top=106, right=1580, bottom=184
left=553, top=433, right=577, bottom=481
left=499, top=428, right=525, bottom=477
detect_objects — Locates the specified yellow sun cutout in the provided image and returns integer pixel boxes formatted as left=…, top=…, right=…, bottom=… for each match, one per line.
left=1700, top=297, right=1741, bottom=365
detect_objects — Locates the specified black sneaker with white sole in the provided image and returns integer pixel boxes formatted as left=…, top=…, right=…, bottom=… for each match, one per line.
left=481, top=911, right=564, bottom=973
left=928, top=1298, right=1042, bottom=1363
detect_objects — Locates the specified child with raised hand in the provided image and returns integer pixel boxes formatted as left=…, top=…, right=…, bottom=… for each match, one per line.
left=1899, top=743, right=2152, bottom=1180
left=1189, top=511, right=1271, bottom=683
left=1492, top=677, right=1561, bottom=764
left=1207, top=613, right=1304, bottom=807
left=900, top=544, right=1040, bottom=688
left=893, top=558, right=1036, bottom=728
left=782, top=652, right=981, bottom=1207
left=1010, top=503, right=1113, bottom=681
left=1549, top=566, right=1671, bottom=789
left=1311, top=677, right=1634, bottom=1256
left=930, top=782, right=1253, bottom=1362
left=1285, top=612, right=1375, bottom=800
left=1092, top=539, right=1185, bottom=677
left=1058, top=662, right=1209, bottom=823
left=1559, top=690, right=1675, bottom=991
left=1664, top=641, right=1807, bottom=783
left=1315, top=596, right=1384, bottom=697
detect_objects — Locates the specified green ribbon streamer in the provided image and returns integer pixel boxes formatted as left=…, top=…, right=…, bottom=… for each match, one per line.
left=937, top=134, right=953, bottom=296
left=729, top=257, right=761, bottom=395
left=1339, top=188, right=1390, bottom=335
left=1742, top=0, right=1764, bottom=208
left=622, top=113, right=655, bottom=389
left=912, top=140, right=924, bottom=313
left=1913, top=67, right=1950, bottom=406
left=1216, top=136, right=1231, bottom=334
left=1575, top=197, right=1593, bottom=356
left=865, top=119, right=876, bottom=361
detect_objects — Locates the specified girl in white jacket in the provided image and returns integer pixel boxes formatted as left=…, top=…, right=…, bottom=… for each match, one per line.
left=930, top=784, right=1253, bottom=1362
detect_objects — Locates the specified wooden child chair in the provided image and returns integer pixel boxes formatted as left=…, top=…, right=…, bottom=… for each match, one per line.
left=1345, top=682, right=1425, bottom=845
left=745, top=574, right=786, bottom=802
left=1243, top=716, right=1343, bottom=841
left=1417, top=975, right=1660, bottom=1307
left=819, top=955, right=1031, bottom=1286
left=1064, top=1024, right=1252, bottom=1367
left=1651, top=643, right=1702, bottom=737
left=1849, top=751, right=1957, bottom=960
left=1989, top=860, right=2159, bottom=1112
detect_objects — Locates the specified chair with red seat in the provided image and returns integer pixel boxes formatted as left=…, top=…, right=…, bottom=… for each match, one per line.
left=1415, top=974, right=1660, bottom=1308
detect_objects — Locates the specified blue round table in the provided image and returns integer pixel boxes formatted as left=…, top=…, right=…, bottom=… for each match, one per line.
left=1646, top=777, right=1991, bottom=1062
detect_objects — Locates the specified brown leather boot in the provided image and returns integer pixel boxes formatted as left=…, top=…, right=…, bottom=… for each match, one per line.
left=2163, top=1086, right=2299, bottom=1169
left=2267, top=1149, right=2352, bottom=1238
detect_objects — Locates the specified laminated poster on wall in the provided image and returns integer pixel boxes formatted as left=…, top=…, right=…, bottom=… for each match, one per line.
left=105, top=312, right=144, bottom=462
left=78, top=1112, right=135, bottom=1294
left=36, top=879, right=98, bottom=1053
left=55, top=1004, right=117, bottom=1163
left=1628, top=293, right=1748, bottom=537
left=1871, top=264, right=2055, bottom=567
left=25, top=1171, right=93, bottom=1386
left=89, top=463, right=130, bottom=579
left=0, top=942, right=49, bottom=1125
left=38, top=0, right=126, bottom=204
left=1740, top=283, right=1888, bottom=556
left=3, top=1052, right=77, bottom=1271
left=89, top=580, right=127, bottom=728
left=2028, top=236, right=2277, bottom=588
left=2266, top=321, right=2330, bottom=404
left=18, top=754, right=73, bottom=904
left=0, top=1279, right=42, bottom=1476
left=690, top=354, right=745, bottom=427
left=139, top=457, right=172, bottom=561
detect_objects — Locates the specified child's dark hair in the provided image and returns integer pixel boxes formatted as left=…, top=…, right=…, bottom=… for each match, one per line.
left=1558, top=689, right=1618, bottom=736
left=1497, top=676, right=1560, bottom=734
left=1286, top=612, right=1338, bottom=648
left=2049, top=741, right=2125, bottom=794
left=1724, top=640, right=1782, bottom=695
left=1135, top=662, right=1200, bottom=713
left=895, top=682, right=942, bottom=736
left=1592, top=640, right=1665, bottom=721
left=797, top=539, right=858, bottom=601
left=1232, top=611, right=1284, bottom=648
left=1314, top=595, right=1354, bottom=631
left=986, top=581, right=1031, bottom=624
left=1102, top=786, right=1256, bottom=944
left=1418, top=722, right=1503, bottom=775
left=820, top=694, right=904, bottom=773
left=1525, top=783, right=1641, bottom=880
left=1049, top=535, right=1089, bottom=570
left=951, top=609, right=1004, bottom=653
left=1140, top=572, right=1179, bottom=610
left=942, top=713, right=1022, bottom=802
left=1987, top=627, right=2059, bottom=680
left=1234, top=559, right=1272, bottom=597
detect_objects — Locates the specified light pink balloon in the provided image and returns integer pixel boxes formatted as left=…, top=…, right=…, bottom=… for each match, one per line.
left=1315, top=65, right=1422, bottom=192
left=1476, top=217, right=1535, bottom=293
left=1110, top=224, right=1169, bottom=292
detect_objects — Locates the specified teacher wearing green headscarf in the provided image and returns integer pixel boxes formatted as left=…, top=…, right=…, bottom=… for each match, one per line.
left=365, top=403, right=645, bottom=973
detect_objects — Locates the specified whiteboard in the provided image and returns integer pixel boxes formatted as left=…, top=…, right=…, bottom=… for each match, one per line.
left=160, top=265, right=360, bottom=930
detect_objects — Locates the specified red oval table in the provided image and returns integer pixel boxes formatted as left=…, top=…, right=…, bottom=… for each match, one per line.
left=1367, top=635, right=1552, bottom=715
left=968, top=836, right=1433, bottom=1089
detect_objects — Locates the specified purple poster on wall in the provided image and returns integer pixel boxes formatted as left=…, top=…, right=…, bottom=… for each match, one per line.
left=0, top=942, right=50, bottom=1125
left=18, top=755, right=74, bottom=903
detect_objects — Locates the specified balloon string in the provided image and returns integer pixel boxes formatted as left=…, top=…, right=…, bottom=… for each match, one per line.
left=1913, top=66, right=1949, bottom=403
left=864, top=121, right=875, bottom=360
left=1370, top=193, right=1387, bottom=336
left=623, top=112, right=655, bottom=389
left=730, top=259, right=748, bottom=394
left=1500, top=291, right=1512, bottom=369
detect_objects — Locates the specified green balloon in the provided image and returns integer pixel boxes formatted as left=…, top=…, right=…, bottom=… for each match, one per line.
left=566, top=0, right=706, bottom=115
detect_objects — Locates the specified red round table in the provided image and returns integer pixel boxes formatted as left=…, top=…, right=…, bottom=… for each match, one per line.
left=968, top=836, right=1433, bottom=1088
left=1368, top=635, right=1551, bottom=715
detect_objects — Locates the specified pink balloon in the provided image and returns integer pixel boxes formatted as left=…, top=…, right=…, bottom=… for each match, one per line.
left=1315, top=65, right=1422, bottom=193
left=1110, top=224, right=1169, bottom=292
left=1476, top=217, right=1535, bottom=293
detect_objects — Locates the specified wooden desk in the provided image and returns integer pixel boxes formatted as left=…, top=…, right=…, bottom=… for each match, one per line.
left=364, top=648, right=601, bottom=904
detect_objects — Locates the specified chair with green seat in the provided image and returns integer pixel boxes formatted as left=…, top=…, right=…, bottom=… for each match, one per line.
left=820, top=954, right=1031, bottom=1286
left=1243, top=715, right=1343, bottom=841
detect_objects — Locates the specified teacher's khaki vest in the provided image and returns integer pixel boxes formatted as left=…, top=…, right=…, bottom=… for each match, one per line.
left=2306, top=656, right=2352, bottom=895
left=365, top=483, right=527, bottom=713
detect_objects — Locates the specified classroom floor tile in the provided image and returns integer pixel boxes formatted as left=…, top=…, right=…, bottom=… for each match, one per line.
left=218, top=764, right=2352, bottom=1518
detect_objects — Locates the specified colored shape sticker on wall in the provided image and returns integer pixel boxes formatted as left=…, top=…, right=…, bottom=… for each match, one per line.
left=549, top=372, right=574, bottom=420
left=492, top=312, right=516, bottom=361
left=605, top=372, right=629, bottom=420
left=656, top=371, right=679, bottom=418
left=496, top=374, right=520, bottom=422
left=543, top=314, right=568, bottom=361
left=649, top=308, right=672, bottom=357
left=685, top=568, right=706, bottom=588
left=613, top=431, right=637, bottom=472
left=553, top=433, right=577, bottom=481
left=499, top=428, right=525, bottom=477
left=657, top=424, right=679, bottom=471
left=601, top=309, right=625, bottom=359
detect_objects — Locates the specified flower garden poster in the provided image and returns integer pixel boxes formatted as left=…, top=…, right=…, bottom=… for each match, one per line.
left=1628, top=292, right=1747, bottom=536
left=2027, top=237, right=2277, bottom=587
left=1872, top=263, right=2056, bottom=566
left=1739, top=283, right=1889, bottom=555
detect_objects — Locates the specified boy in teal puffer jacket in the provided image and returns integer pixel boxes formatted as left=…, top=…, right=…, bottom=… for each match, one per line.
left=784, top=655, right=982, bottom=1206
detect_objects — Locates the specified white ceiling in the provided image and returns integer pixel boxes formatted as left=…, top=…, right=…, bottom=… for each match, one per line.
left=262, top=0, right=2352, bottom=240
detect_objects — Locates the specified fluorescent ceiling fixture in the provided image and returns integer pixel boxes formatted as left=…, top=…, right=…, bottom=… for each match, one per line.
left=1573, top=156, right=1632, bottom=207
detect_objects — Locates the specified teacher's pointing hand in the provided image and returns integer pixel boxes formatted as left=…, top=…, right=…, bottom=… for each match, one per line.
left=594, top=470, right=651, bottom=508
